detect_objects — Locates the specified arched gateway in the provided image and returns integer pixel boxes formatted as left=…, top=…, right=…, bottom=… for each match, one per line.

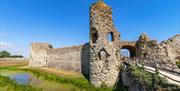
left=29, top=0, right=180, bottom=88
left=120, top=41, right=136, bottom=58
left=121, top=45, right=136, bottom=57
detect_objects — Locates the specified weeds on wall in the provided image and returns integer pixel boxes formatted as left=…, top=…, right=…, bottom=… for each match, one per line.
left=129, top=65, right=180, bottom=91
left=176, top=60, right=180, bottom=68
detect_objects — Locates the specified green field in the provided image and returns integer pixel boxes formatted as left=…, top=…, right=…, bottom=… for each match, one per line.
left=0, top=61, right=127, bottom=91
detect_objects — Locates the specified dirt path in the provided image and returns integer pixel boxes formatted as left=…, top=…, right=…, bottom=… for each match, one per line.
left=0, top=60, right=28, bottom=66
left=40, top=67, right=84, bottom=78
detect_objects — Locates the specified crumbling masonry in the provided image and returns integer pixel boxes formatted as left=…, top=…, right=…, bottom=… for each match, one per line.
left=89, top=1, right=120, bottom=86
left=29, top=0, right=180, bottom=87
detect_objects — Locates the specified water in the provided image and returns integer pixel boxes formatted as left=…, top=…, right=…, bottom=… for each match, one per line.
left=0, top=70, right=77, bottom=91
left=10, top=73, right=31, bottom=85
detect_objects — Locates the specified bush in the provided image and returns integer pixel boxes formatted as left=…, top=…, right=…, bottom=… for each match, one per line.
left=0, top=51, right=23, bottom=58
left=129, top=65, right=180, bottom=91
left=0, top=51, right=11, bottom=58
left=10, top=55, right=24, bottom=58
left=129, top=65, right=153, bottom=88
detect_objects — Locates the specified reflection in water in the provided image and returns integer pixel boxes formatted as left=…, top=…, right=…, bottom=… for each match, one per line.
left=0, top=71, right=77, bottom=91
left=10, top=73, right=31, bottom=85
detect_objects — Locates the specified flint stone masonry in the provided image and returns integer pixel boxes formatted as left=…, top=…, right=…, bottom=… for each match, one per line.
left=136, top=34, right=180, bottom=70
left=29, top=0, right=180, bottom=88
left=159, top=34, right=180, bottom=60
left=29, top=43, right=90, bottom=77
left=89, top=0, right=121, bottom=87
left=121, top=66, right=149, bottom=91
left=29, top=43, right=52, bottom=67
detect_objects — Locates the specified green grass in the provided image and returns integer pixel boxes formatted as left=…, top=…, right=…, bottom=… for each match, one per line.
left=128, top=65, right=180, bottom=91
left=19, top=68, right=121, bottom=91
left=0, top=64, right=25, bottom=70
left=0, top=74, right=42, bottom=91
left=1, top=64, right=179, bottom=91
left=129, top=65, right=153, bottom=87
left=0, top=65, right=127, bottom=91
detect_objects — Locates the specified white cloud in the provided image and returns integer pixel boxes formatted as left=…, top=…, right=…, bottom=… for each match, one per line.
left=0, top=41, right=28, bottom=57
left=0, top=41, right=14, bottom=50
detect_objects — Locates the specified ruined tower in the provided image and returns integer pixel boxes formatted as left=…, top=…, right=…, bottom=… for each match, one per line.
left=89, top=0, right=121, bottom=87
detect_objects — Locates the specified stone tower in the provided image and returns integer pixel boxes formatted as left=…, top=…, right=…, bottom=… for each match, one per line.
left=89, top=0, right=121, bottom=87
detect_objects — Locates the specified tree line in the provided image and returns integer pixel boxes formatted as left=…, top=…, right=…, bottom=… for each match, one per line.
left=0, top=51, right=23, bottom=58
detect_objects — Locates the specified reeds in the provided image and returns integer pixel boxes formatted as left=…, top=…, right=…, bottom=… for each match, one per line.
left=0, top=65, right=128, bottom=91
left=20, top=68, right=114, bottom=91
left=0, top=74, right=42, bottom=91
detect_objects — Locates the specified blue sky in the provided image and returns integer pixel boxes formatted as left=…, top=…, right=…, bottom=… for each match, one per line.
left=0, top=0, right=180, bottom=57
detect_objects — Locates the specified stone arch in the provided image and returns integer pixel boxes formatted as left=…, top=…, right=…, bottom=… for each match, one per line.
left=120, top=49, right=130, bottom=57
left=121, top=45, right=136, bottom=58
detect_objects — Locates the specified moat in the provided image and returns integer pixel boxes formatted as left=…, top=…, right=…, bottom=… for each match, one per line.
left=0, top=70, right=79, bottom=91
left=0, top=0, right=179, bottom=91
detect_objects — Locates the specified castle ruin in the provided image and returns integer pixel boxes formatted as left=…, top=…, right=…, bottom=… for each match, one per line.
left=29, top=0, right=180, bottom=87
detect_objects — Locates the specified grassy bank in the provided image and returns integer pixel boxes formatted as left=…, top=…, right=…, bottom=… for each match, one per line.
left=0, top=74, right=42, bottom=91
left=2, top=64, right=179, bottom=91
left=15, top=68, right=118, bottom=91
left=0, top=65, right=128, bottom=91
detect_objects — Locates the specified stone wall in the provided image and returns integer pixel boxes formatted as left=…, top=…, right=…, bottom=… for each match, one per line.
left=136, top=34, right=180, bottom=70
left=46, top=45, right=82, bottom=72
left=29, top=43, right=90, bottom=77
left=29, top=43, right=52, bottom=67
left=89, top=1, right=121, bottom=87
left=159, top=34, right=180, bottom=61
left=121, top=65, right=149, bottom=91
left=29, top=0, right=180, bottom=88
left=46, top=43, right=90, bottom=77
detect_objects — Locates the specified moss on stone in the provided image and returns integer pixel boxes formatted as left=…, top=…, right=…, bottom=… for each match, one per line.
left=176, top=60, right=180, bottom=68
